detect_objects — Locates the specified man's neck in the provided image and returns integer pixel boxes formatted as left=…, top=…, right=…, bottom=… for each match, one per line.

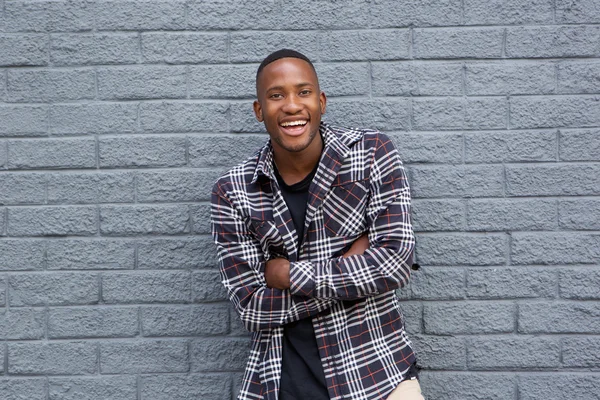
left=273, top=134, right=323, bottom=186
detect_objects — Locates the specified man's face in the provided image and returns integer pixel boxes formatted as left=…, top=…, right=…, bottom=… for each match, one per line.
left=254, top=57, right=326, bottom=156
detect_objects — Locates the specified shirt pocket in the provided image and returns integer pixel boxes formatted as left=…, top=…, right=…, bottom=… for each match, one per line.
left=247, top=218, right=287, bottom=260
left=322, top=180, right=369, bottom=238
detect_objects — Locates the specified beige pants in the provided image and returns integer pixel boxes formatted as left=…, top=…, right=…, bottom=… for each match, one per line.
left=386, top=379, right=425, bottom=400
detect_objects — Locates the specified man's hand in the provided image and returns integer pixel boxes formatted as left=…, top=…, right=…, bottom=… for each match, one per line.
left=264, top=258, right=291, bottom=290
left=343, top=233, right=370, bottom=258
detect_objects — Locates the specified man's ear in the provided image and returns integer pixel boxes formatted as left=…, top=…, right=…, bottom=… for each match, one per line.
left=253, top=100, right=263, bottom=122
left=319, top=91, right=327, bottom=115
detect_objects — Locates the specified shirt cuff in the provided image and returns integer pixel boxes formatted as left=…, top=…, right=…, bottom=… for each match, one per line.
left=289, top=260, right=315, bottom=297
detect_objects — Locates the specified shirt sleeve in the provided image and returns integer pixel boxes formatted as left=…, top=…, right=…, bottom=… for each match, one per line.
left=288, top=133, right=415, bottom=300
left=211, top=183, right=335, bottom=332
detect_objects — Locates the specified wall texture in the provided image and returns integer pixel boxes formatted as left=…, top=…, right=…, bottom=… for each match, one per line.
left=1, top=0, right=599, bottom=399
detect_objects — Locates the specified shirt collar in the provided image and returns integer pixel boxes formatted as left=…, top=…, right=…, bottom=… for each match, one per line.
left=251, top=122, right=357, bottom=184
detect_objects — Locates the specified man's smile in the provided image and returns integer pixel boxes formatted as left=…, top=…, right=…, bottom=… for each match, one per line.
left=279, top=118, right=309, bottom=136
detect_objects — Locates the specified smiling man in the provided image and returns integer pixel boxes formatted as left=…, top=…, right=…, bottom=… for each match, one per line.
left=211, top=49, right=423, bottom=400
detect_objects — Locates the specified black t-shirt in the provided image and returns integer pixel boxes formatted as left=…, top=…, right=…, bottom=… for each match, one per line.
left=274, top=162, right=330, bottom=400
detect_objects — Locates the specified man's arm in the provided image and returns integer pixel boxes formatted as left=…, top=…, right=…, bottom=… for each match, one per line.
left=287, top=133, right=415, bottom=300
left=211, top=184, right=335, bottom=332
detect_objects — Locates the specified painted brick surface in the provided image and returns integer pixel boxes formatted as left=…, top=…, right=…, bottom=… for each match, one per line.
left=2, top=1, right=599, bottom=399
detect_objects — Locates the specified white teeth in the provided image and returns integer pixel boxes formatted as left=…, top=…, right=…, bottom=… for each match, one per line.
left=280, top=120, right=307, bottom=127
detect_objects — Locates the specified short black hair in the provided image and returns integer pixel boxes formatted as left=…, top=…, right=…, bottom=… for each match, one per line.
left=256, top=49, right=316, bottom=82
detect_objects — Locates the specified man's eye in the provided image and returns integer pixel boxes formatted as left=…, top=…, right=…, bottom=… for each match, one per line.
left=269, top=93, right=283, bottom=99
left=300, top=90, right=311, bottom=95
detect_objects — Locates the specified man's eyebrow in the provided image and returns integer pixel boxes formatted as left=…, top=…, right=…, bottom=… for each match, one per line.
left=265, top=82, right=315, bottom=91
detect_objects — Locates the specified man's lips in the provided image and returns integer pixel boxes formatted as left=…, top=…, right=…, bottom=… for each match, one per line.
left=279, top=119, right=309, bottom=137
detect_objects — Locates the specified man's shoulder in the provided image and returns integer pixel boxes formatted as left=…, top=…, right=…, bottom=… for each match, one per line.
left=327, top=124, right=391, bottom=149
left=211, top=143, right=265, bottom=199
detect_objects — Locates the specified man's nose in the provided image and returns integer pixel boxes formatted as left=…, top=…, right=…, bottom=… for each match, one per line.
left=281, top=95, right=302, bottom=113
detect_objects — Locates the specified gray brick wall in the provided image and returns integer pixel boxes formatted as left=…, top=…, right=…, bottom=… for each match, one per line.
left=0, top=1, right=598, bottom=399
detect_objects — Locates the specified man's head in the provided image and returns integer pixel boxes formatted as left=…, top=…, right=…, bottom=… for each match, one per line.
left=253, top=49, right=326, bottom=156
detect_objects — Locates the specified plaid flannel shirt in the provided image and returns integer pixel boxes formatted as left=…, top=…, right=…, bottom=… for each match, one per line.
left=211, top=123, right=417, bottom=400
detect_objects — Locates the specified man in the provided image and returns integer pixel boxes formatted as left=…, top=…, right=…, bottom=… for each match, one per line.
left=211, top=49, right=424, bottom=400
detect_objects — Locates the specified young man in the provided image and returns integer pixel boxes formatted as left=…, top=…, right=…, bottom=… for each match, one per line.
left=211, top=49, right=424, bottom=400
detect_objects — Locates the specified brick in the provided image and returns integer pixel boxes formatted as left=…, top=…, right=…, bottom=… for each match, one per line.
left=424, top=302, right=514, bottom=334
left=0, top=378, right=46, bottom=400
left=408, top=165, right=504, bottom=198
left=142, top=32, right=227, bottom=64
left=187, top=0, right=281, bottom=30
left=7, top=69, right=95, bottom=102
left=99, top=136, right=186, bottom=168
left=102, top=271, right=191, bottom=304
left=0, top=183, right=25, bottom=214
left=9, top=272, right=99, bottom=306
left=8, top=137, right=96, bottom=169
left=100, top=340, right=188, bottom=373
left=189, top=134, right=266, bottom=169
left=49, top=376, right=137, bottom=400
left=506, top=164, right=600, bottom=196
left=563, top=337, right=600, bottom=367
left=466, top=62, right=555, bottom=95
left=413, top=97, right=507, bottom=130
left=189, top=64, right=256, bottom=99
left=397, top=301, right=421, bottom=335
left=559, top=199, right=600, bottom=230
left=315, top=63, right=370, bottom=97
left=192, top=270, right=227, bottom=302
left=412, top=200, right=465, bottom=232
left=0, top=34, right=48, bottom=66
left=560, top=129, right=600, bottom=161
left=464, top=0, right=554, bottom=24
left=0, top=140, right=7, bottom=167
left=468, top=267, right=556, bottom=299
left=140, top=101, right=229, bottom=133
left=416, top=233, right=507, bottom=266
left=519, top=302, right=600, bottom=333
left=9, top=341, right=97, bottom=375
left=100, top=205, right=189, bottom=236
left=467, top=199, right=557, bottom=231
left=48, top=171, right=135, bottom=204
left=465, top=130, right=556, bottom=163
left=558, top=61, right=600, bottom=94
left=229, top=309, right=251, bottom=337
left=47, top=239, right=135, bottom=270
left=50, top=103, right=137, bottom=135
left=557, top=0, right=600, bottom=23
left=390, top=132, right=463, bottom=164
left=414, top=28, right=504, bottom=59
left=419, top=372, right=515, bottom=400
left=137, top=237, right=218, bottom=270
left=4, top=0, right=93, bottom=32
left=468, top=336, right=560, bottom=369
left=95, top=0, right=185, bottom=30
left=190, top=338, right=249, bottom=371
left=369, top=0, right=462, bottom=28
left=191, top=204, right=211, bottom=234
left=0, top=276, right=5, bottom=306
left=325, top=99, right=410, bottom=132
left=229, top=101, right=267, bottom=133
left=560, top=268, right=600, bottom=299
left=280, top=0, right=370, bottom=30
left=409, top=267, right=465, bottom=299
left=0, top=208, right=5, bottom=235
left=97, top=66, right=186, bottom=100
left=8, top=206, right=97, bottom=236
left=512, top=233, right=600, bottom=265
left=229, top=31, right=319, bottom=63
left=0, top=105, right=47, bottom=136
left=137, top=169, right=224, bottom=203
left=141, top=374, right=231, bottom=400
left=0, top=309, right=45, bottom=339
left=320, top=29, right=410, bottom=61
left=0, top=240, right=45, bottom=271
left=410, top=335, right=466, bottom=370
left=519, top=374, right=600, bottom=400
left=511, top=96, right=600, bottom=129
left=51, top=33, right=140, bottom=66
left=48, top=306, right=138, bottom=338
left=506, top=26, right=600, bottom=58
left=372, top=62, right=463, bottom=96
left=141, top=305, right=229, bottom=336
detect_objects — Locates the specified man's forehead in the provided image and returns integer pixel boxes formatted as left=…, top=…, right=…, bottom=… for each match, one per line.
left=257, top=57, right=318, bottom=88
